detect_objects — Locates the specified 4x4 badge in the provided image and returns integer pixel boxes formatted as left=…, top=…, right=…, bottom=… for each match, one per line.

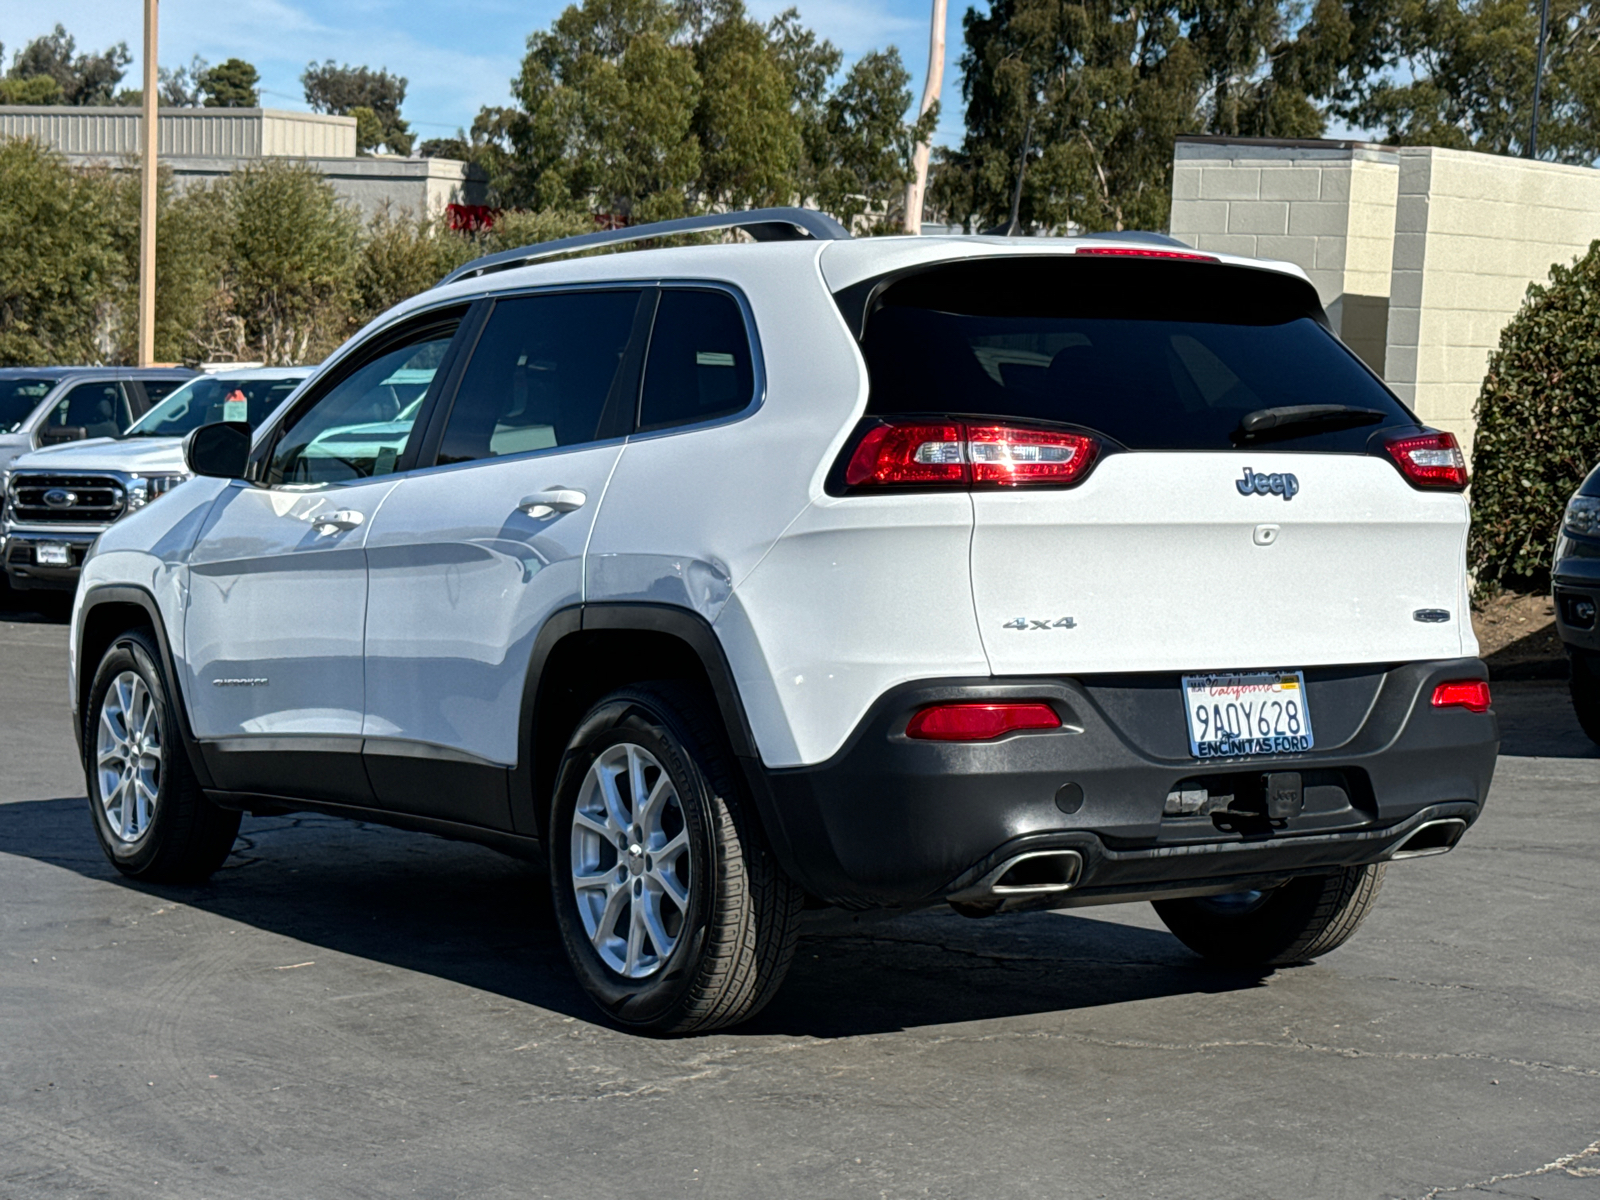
left=1003, top=617, right=1076, bottom=630
left=1237, top=467, right=1299, bottom=500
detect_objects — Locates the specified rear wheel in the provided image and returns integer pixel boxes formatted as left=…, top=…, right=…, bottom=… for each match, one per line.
left=85, top=629, right=240, bottom=882
left=548, top=682, right=803, bottom=1035
left=1568, top=649, right=1600, bottom=745
left=1153, top=864, right=1385, bottom=967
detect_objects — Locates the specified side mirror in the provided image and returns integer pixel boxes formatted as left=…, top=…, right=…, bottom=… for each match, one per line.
left=184, top=421, right=252, bottom=479
left=39, top=426, right=89, bottom=446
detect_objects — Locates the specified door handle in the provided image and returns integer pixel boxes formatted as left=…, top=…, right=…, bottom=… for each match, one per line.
left=518, top=488, right=586, bottom=519
left=310, top=509, right=365, bottom=535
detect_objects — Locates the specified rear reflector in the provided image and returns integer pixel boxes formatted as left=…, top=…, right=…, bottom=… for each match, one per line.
left=1431, top=680, right=1491, bottom=713
left=843, top=419, right=1100, bottom=489
left=1384, top=431, right=1469, bottom=490
left=1074, top=246, right=1218, bottom=262
left=905, top=702, right=1062, bottom=741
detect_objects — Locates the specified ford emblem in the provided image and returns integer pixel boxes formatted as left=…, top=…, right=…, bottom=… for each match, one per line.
left=43, top=488, right=77, bottom=508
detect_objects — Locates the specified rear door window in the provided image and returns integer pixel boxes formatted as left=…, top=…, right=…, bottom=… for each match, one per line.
left=0, top=379, right=54, bottom=433
left=857, top=258, right=1414, bottom=452
left=436, top=289, right=643, bottom=465
left=638, top=288, right=756, bottom=432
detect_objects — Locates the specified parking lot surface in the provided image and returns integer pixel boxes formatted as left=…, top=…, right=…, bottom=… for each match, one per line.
left=2, top=600, right=1597, bottom=1199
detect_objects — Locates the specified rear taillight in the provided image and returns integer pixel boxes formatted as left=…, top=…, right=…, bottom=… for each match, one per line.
left=1384, top=431, right=1468, bottom=490
left=1073, top=246, right=1218, bottom=262
left=842, top=420, right=1100, bottom=490
left=905, top=702, right=1062, bottom=741
left=1431, top=680, right=1491, bottom=713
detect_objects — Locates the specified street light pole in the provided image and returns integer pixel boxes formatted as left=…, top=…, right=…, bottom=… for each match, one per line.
left=902, top=0, right=947, bottom=234
left=138, top=0, right=159, bottom=366
left=1529, top=0, right=1550, bottom=159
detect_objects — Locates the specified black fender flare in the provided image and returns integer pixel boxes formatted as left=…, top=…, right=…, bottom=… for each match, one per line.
left=75, top=583, right=215, bottom=789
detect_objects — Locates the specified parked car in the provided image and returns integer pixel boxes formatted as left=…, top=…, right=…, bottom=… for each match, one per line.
left=68, top=208, right=1498, bottom=1035
left=1552, top=474, right=1600, bottom=740
left=0, top=367, right=195, bottom=477
left=3, top=369, right=310, bottom=591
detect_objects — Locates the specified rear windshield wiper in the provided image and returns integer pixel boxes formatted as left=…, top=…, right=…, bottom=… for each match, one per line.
left=1234, top=404, right=1387, bottom=443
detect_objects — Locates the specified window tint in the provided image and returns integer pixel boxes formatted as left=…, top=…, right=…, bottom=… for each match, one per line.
left=47, top=382, right=131, bottom=439
left=127, top=375, right=308, bottom=437
left=268, top=330, right=456, bottom=485
left=437, top=290, right=641, bottom=465
left=0, top=379, right=54, bottom=433
left=639, top=289, right=755, bottom=432
left=139, top=379, right=188, bottom=406
left=859, top=258, right=1414, bottom=452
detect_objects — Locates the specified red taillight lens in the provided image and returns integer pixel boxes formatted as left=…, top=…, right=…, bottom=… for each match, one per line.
left=1073, top=246, right=1218, bottom=262
left=1431, top=680, right=1491, bottom=713
left=842, top=420, right=1101, bottom=490
left=844, top=421, right=965, bottom=486
left=905, top=702, right=1062, bottom=741
left=967, top=424, right=1098, bottom=486
left=1384, top=431, right=1468, bottom=490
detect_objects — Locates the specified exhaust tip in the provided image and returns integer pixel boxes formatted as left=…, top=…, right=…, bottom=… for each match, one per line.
left=991, top=849, right=1084, bottom=895
left=1389, top=817, right=1468, bottom=861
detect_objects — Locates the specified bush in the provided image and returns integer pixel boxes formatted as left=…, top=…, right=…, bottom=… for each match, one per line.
left=1470, top=238, right=1600, bottom=594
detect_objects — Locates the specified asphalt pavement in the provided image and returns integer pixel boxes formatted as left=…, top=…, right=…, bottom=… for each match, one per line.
left=1, top=594, right=1597, bottom=1199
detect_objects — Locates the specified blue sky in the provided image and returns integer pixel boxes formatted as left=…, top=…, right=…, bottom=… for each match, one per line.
left=2, top=0, right=967, bottom=148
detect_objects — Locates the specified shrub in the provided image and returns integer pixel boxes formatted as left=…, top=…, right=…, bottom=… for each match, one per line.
left=1470, top=238, right=1600, bottom=594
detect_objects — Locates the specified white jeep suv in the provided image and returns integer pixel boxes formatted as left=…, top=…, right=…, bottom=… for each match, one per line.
left=69, top=209, right=1499, bottom=1034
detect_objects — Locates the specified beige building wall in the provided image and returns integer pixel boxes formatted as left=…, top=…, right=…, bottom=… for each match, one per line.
left=1385, top=147, right=1600, bottom=459
left=0, top=106, right=356, bottom=159
left=1169, top=137, right=1400, bottom=373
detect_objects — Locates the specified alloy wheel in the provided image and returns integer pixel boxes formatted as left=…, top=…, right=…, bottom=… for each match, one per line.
left=96, top=670, right=162, bottom=843
left=569, top=742, right=692, bottom=979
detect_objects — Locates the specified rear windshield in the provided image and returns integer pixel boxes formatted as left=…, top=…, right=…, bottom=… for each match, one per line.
left=0, top=379, right=55, bottom=433
left=856, top=258, right=1414, bottom=452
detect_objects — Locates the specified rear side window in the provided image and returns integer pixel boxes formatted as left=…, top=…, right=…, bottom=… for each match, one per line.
left=858, top=258, right=1414, bottom=452
left=0, top=379, right=53, bottom=433
left=437, top=289, right=642, bottom=465
left=139, top=378, right=188, bottom=406
left=638, top=289, right=755, bottom=432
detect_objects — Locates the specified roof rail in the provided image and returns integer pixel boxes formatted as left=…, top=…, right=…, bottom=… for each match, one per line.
left=438, top=206, right=851, bottom=287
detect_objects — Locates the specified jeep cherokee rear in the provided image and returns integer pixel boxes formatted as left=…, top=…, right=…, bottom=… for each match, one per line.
left=69, top=209, right=1498, bottom=1035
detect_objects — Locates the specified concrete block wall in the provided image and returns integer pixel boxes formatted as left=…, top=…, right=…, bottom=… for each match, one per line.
left=1385, top=147, right=1600, bottom=459
left=1170, top=137, right=1399, bottom=373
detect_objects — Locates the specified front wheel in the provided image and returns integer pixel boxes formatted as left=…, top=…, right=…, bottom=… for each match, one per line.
left=548, top=682, right=803, bottom=1035
left=1153, top=864, right=1386, bottom=967
left=84, top=629, right=241, bottom=882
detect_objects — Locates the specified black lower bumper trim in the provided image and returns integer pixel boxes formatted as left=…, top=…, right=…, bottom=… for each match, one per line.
left=751, top=659, right=1499, bottom=909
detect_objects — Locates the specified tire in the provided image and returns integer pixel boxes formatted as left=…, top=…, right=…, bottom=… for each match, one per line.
left=1153, top=864, right=1386, bottom=967
left=548, top=682, right=803, bottom=1035
left=1569, top=649, right=1600, bottom=745
left=84, top=628, right=240, bottom=882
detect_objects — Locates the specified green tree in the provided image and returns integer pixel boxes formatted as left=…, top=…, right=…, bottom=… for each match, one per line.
left=812, top=49, right=934, bottom=230
left=302, top=62, right=414, bottom=155
left=201, top=58, right=260, bottom=108
left=0, top=75, right=61, bottom=105
left=0, top=139, right=122, bottom=363
left=1342, top=0, right=1600, bottom=163
left=4, top=25, right=130, bottom=105
left=1470, top=240, right=1600, bottom=592
left=691, top=4, right=803, bottom=210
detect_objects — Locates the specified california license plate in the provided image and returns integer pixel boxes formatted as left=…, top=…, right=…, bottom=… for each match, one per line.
left=35, top=543, right=70, bottom=566
left=1182, top=671, right=1314, bottom=759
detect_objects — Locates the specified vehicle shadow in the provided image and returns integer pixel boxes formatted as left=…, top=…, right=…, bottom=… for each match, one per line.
left=1493, top=679, right=1600, bottom=759
left=1, top=796, right=1264, bottom=1037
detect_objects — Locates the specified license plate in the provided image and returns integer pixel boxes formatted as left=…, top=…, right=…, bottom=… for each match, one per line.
left=1182, top=671, right=1314, bottom=759
left=34, top=543, right=70, bottom=567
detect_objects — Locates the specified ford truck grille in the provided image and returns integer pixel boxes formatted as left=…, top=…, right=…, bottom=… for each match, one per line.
left=9, top=473, right=127, bottom=524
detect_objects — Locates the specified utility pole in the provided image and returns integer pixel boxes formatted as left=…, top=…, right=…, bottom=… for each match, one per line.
left=138, top=0, right=159, bottom=366
left=1529, top=0, right=1551, bottom=159
left=902, top=0, right=947, bottom=234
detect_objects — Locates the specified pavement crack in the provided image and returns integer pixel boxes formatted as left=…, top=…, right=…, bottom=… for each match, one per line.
left=1417, top=1135, right=1600, bottom=1198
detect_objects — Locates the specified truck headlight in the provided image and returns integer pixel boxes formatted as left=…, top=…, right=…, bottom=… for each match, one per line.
left=126, top=473, right=192, bottom=511
left=1564, top=495, right=1600, bottom=537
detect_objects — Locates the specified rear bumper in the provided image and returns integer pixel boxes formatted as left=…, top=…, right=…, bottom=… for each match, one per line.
left=751, top=658, right=1499, bottom=909
left=4, top=529, right=99, bottom=590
